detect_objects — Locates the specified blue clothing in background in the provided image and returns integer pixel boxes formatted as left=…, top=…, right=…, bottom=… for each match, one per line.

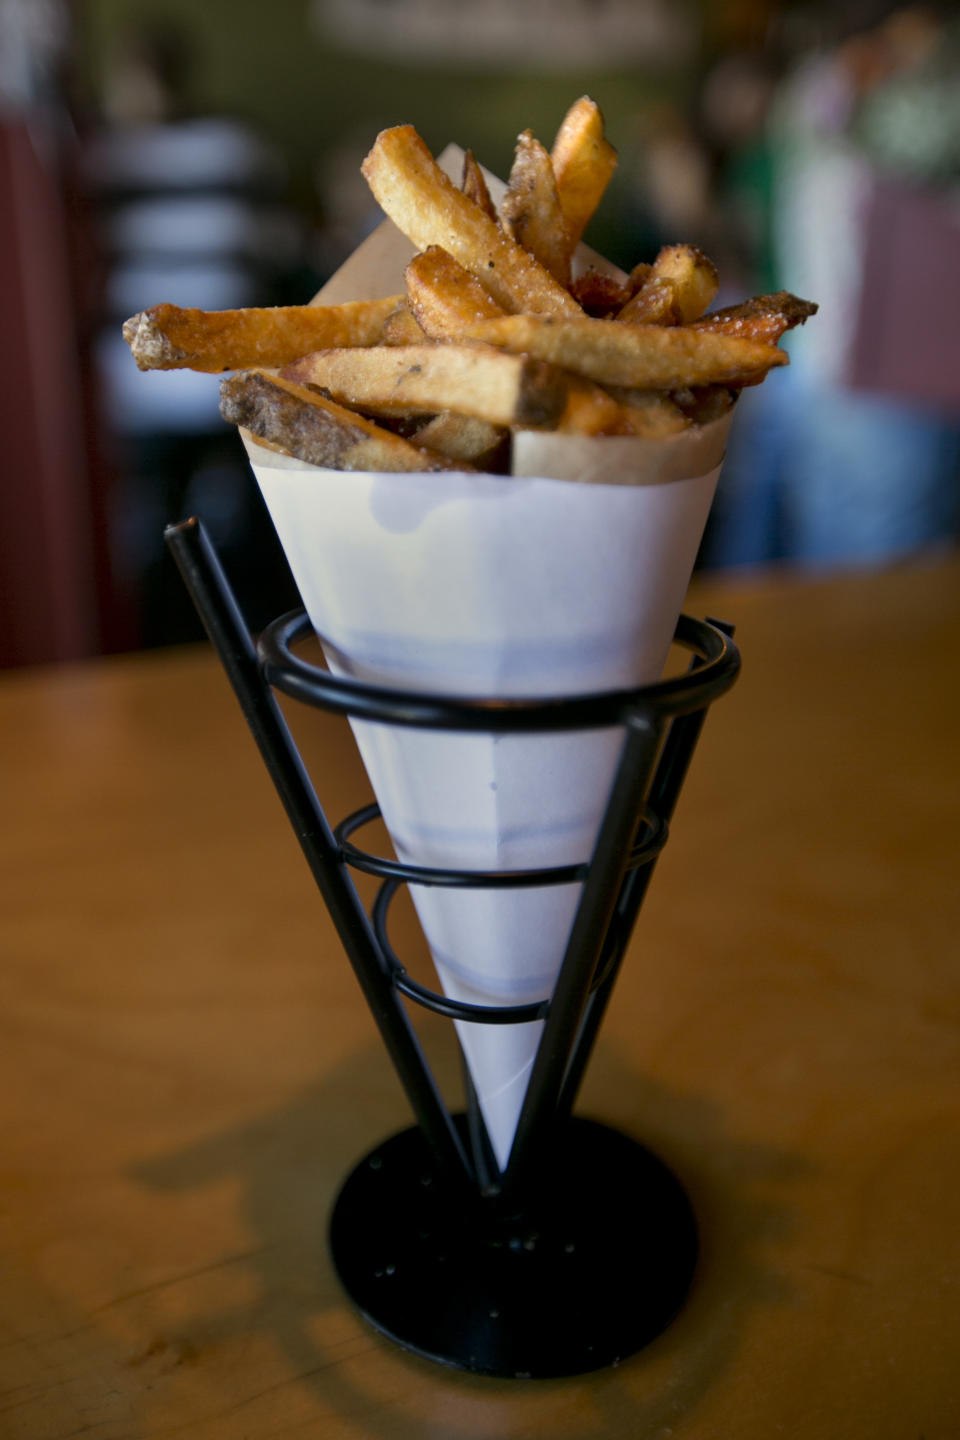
left=704, top=372, right=960, bottom=569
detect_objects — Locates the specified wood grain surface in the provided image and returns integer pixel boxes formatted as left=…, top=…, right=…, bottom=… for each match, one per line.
left=1, top=554, right=958, bottom=1438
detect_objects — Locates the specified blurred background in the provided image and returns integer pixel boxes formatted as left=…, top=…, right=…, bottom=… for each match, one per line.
left=2, top=0, right=958, bottom=667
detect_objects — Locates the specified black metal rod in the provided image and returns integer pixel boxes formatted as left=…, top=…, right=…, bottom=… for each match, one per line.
left=164, top=518, right=474, bottom=1193
left=499, top=707, right=664, bottom=1201
left=462, top=1059, right=500, bottom=1197
left=554, top=677, right=718, bottom=1124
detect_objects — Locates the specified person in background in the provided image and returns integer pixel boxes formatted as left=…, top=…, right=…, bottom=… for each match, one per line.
left=700, top=3, right=960, bottom=571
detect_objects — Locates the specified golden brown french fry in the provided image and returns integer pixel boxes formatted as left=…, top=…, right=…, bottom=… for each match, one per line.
left=604, top=388, right=693, bottom=438
left=553, top=380, right=633, bottom=436
left=361, top=126, right=581, bottom=317
left=464, top=314, right=788, bottom=389
left=625, top=261, right=653, bottom=294
left=550, top=96, right=618, bottom=252
left=282, top=344, right=569, bottom=429
left=500, top=130, right=571, bottom=288
left=700, top=293, right=817, bottom=387
left=669, top=386, right=736, bottom=425
left=616, top=277, right=682, bottom=327
left=550, top=380, right=689, bottom=438
left=691, top=291, right=818, bottom=342
left=414, top=412, right=508, bottom=468
left=642, top=245, right=719, bottom=323
left=379, top=298, right=427, bottom=345
left=219, top=370, right=467, bottom=472
left=690, top=311, right=787, bottom=345
left=122, top=296, right=403, bottom=372
left=405, top=246, right=505, bottom=339
left=461, top=149, right=497, bottom=221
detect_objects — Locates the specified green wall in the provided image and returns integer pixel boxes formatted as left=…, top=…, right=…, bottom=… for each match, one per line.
left=77, top=0, right=692, bottom=268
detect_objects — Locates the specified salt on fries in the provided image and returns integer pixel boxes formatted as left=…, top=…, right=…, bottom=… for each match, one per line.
left=123, top=96, right=815, bottom=474
left=690, top=292, right=819, bottom=343
left=405, top=246, right=505, bottom=338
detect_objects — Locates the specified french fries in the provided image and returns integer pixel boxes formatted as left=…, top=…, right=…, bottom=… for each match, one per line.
left=617, top=245, right=719, bottom=326
left=615, top=277, right=682, bottom=327
left=123, top=95, right=813, bottom=476
left=122, top=297, right=402, bottom=372
left=379, top=299, right=427, bottom=346
left=463, top=314, right=789, bottom=390
left=642, top=245, right=719, bottom=324
left=361, top=124, right=581, bottom=318
left=691, top=291, right=818, bottom=343
left=550, top=96, right=618, bottom=255
left=282, top=343, right=570, bottom=429
left=461, top=149, right=497, bottom=221
left=220, top=370, right=468, bottom=472
left=555, top=380, right=689, bottom=439
left=603, top=387, right=697, bottom=438
left=404, top=246, right=505, bottom=339
left=501, top=130, right=572, bottom=289
left=670, top=386, right=737, bottom=426
left=413, top=412, right=507, bottom=467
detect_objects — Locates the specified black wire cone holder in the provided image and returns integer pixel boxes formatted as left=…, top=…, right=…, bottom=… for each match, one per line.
left=165, top=516, right=740, bottom=1380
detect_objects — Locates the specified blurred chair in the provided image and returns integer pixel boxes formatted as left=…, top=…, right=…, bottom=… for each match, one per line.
left=0, top=0, right=101, bottom=667
left=81, top=18, right=303, bottom=646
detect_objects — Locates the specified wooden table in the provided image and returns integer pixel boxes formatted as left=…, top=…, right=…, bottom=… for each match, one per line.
left=2, top=554, right=959, bottom=1438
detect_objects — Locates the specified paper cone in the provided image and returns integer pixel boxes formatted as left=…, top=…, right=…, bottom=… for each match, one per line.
left=247, top=449, right=725, bottom=1168
left=239, top=141, right=734, bottom=1170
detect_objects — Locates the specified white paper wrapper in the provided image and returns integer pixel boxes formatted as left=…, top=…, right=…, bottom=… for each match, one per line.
left=241, top=145, right=734, bottom=1170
